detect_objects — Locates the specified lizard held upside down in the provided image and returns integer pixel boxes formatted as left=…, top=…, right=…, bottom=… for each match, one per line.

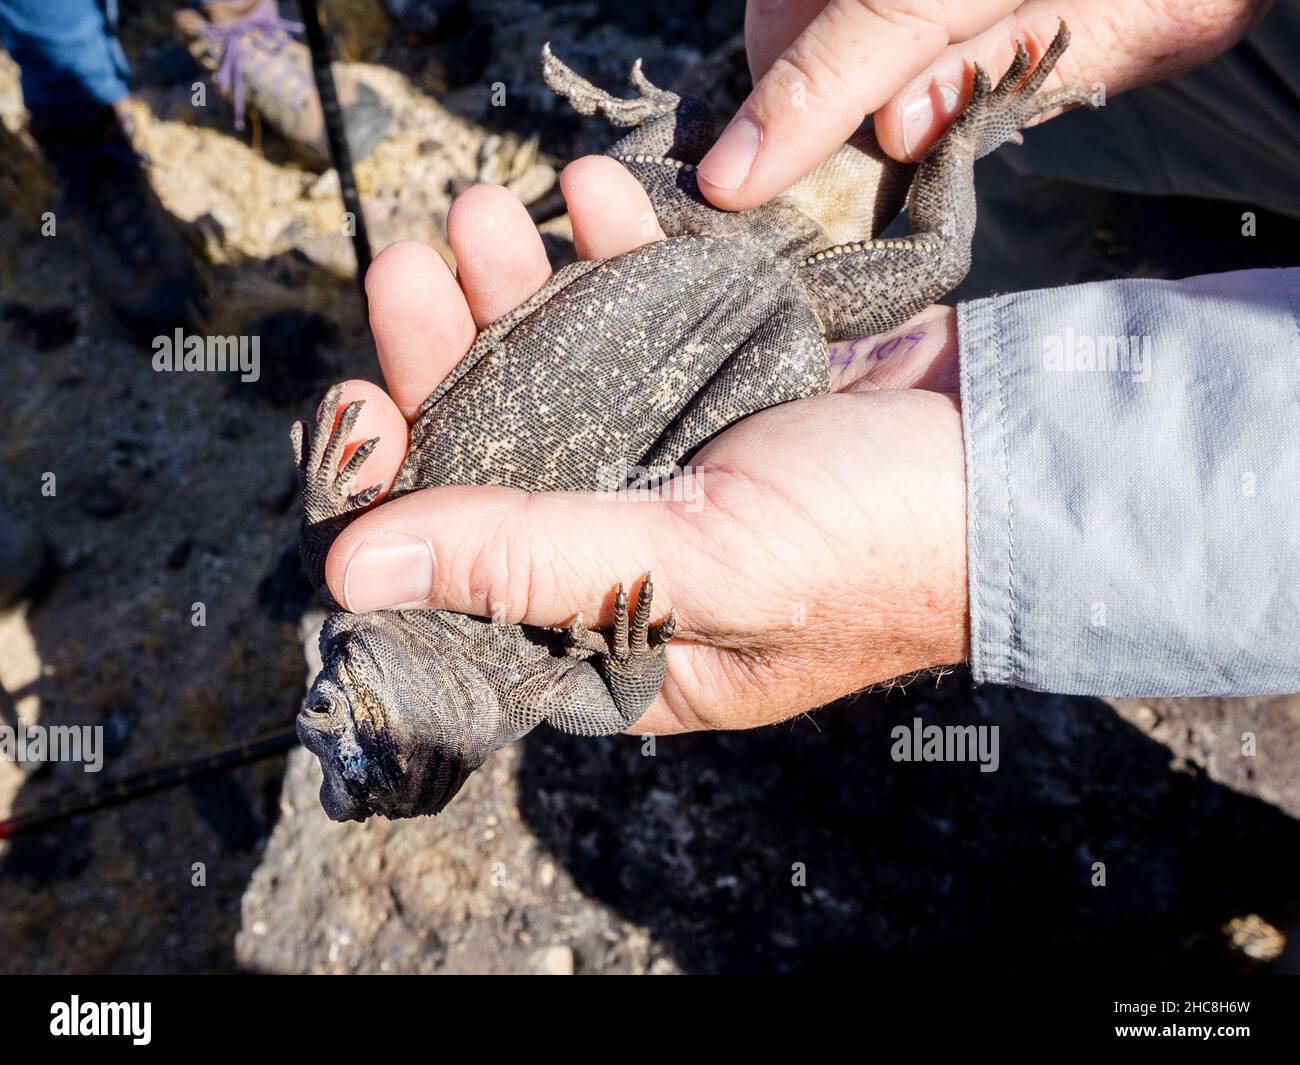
left=291, top=23, right=1095, bottom=821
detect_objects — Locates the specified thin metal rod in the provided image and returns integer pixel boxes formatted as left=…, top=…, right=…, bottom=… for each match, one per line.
left=0, top=726, right=300, bottom=839
left=299, top=0, right=372, bottom=312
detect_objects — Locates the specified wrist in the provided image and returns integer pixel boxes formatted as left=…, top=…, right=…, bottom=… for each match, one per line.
left=860, top=389, right=969, bottom=683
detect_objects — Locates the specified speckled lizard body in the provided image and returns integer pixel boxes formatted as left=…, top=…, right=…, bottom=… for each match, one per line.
left=292, top=24, right=1094, bottom=821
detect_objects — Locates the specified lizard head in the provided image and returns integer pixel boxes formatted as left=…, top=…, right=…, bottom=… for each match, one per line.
left=296, top=610, right=499, bottom=821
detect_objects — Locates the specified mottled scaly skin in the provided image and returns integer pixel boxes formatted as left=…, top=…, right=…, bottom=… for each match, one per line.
left=292, top=25, right=1095, bottom=821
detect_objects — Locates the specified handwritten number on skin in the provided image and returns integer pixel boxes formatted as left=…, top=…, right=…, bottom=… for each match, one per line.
left=829, top=331, right=926, bottom=370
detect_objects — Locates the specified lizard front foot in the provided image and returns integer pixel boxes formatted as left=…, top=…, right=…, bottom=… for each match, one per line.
left=291, top=383, right=384, bottom=592
left=565, top=574, right=676, bottom=721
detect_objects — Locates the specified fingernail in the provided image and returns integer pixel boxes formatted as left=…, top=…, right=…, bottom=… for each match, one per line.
left=342, top=532, right=434, bottom=612
left=698, top=114, right=762, bottom=191
left=900, top=81, right=960, bottom=160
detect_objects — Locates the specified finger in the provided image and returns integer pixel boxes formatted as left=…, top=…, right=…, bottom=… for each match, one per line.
left=876, top=9, right=1057, bottom=161
left=829, top=305, right=957, bottom=393
left=366, top=240, right=475, bottom=421
left=743, top=0, right=827, bottom=82
left=324, top=484, right=690, bottom=623
left=318, top=379, right=410, bottom=499
left=700, top=0, right=1020, bottom=209
left=561, top=155, right=664, bottom=259
left=446, top=183, right=552, bottom=329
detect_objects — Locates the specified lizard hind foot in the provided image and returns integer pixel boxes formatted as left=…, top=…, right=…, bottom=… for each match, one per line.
left=954, top=20, right=1099, bottom=160
left=562, top=574, right=676, bottom=721
left=541, top=43, right=680, bottom=127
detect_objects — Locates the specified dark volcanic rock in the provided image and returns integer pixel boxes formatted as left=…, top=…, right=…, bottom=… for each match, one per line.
left=255, top=545, right=315, bottom=623
left=1, top=302, right=79, bottom=351
left=234, top=309, right=335, bottom=408
left=78, top=481, right=127, bottom=519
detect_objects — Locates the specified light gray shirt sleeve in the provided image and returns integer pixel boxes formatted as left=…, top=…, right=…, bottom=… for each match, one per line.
left=958, top=268, right=1300, bottom=696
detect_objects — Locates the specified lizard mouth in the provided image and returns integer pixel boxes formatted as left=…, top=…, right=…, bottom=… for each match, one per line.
left=296, top=686, right=397, bottom=823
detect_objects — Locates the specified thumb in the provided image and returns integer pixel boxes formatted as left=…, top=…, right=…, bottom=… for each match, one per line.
left=324, top=484, right=687, bottom=626
left=697, top=0, right=1005, bottom=210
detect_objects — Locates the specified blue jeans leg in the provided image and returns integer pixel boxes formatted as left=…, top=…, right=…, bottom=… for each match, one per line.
left=0, top=0, right=130, bottom=125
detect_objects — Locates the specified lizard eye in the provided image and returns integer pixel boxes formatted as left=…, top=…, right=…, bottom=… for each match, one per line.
left=304, top=696, right=333, bottom=718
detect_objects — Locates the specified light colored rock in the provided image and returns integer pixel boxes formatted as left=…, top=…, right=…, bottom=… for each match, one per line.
left=534, top=945, right=575, bottom=976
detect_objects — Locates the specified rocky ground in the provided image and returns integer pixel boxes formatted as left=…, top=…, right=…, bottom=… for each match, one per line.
left=2, top=0, right=1299, bottom=974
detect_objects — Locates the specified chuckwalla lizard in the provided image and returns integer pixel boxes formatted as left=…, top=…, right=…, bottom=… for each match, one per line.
left=292, top=23, right=1095, bottom=821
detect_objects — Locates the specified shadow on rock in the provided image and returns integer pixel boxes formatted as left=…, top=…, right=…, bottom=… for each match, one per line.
left=516, top=676, right=1300, bottom=974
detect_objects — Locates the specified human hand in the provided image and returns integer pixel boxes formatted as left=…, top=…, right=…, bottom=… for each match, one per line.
left=312, top=159, right=966, bottom=735
left=697, top=0, right=1272, bottom=210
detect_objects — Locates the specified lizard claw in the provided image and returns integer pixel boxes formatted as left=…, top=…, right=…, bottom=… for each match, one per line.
left=561, top=575, right=676, bottom=663
left=565, top=611, right=606, bottom=658
left=607, top=575, right=673, bottom=662
left=990, top=41, right=1031, bottom=100
left=652, top=607, right=677, bottom=648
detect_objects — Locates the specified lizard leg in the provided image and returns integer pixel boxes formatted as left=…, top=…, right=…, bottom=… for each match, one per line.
left=796, top=20, right=1097, bottom=341
left=291, top=383, right=383, bottom=595
left=542, top=45, right=680, bottom=127
left=541, top=45, right=720, bottom=226
left=520, top=660, right=639, bottom=737
left=541, top=45, right=721, bottom=159
left=560, top=575, right=676, bottom=726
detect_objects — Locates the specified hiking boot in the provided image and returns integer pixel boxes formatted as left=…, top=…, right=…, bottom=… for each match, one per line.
left=0, top=506, right=46, bottom=610
left=174, top=0, right=393, bottom=169
left=31, top=105, right=196, bottom=336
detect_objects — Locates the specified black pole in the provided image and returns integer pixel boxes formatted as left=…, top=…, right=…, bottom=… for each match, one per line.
left=0, top=726, right=301, bottom=839
left=299, top=0, right=372, bottom=315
